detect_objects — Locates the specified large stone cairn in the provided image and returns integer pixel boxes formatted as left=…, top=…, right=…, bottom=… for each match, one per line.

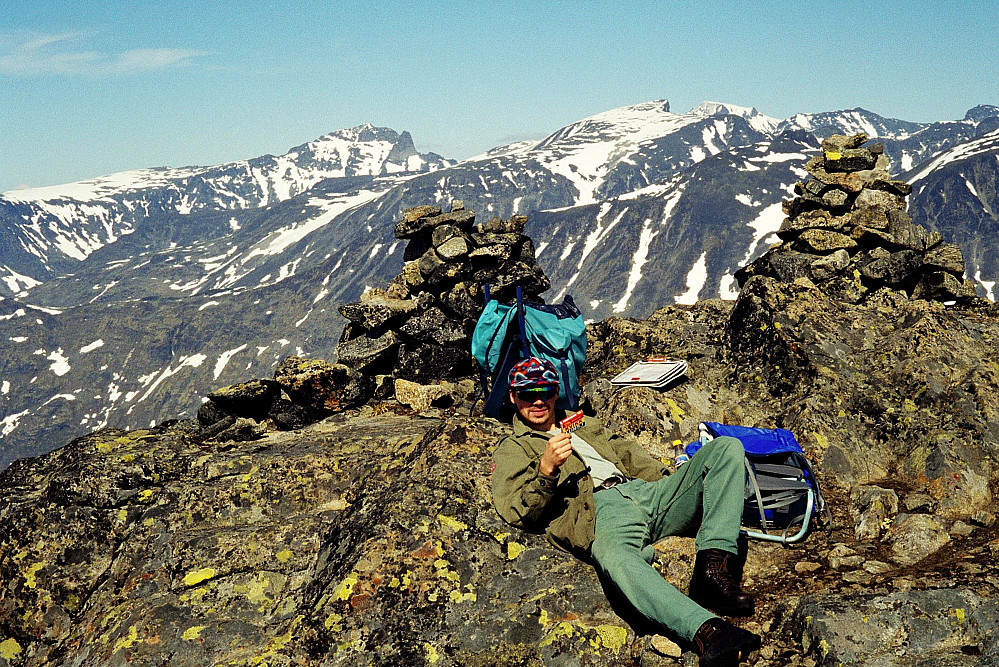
left=736, top=133, right=978, bottom=303
left=334, top=201, right=551, bottom=383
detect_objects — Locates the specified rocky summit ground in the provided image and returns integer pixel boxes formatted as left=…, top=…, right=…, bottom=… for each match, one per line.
left=3, top=272, right=999, bottom=666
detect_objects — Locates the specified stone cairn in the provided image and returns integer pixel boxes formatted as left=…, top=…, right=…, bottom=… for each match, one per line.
left=193, top=202, right=551, bottom=438
left=736, top=133, right=977, bottom=303
left=334, top=201, right=550, bottom=385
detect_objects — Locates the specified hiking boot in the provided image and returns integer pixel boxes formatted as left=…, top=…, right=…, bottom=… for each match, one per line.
left=693, top=618, right=761, bottom=667
left=688, top=549, right=754, bottom=616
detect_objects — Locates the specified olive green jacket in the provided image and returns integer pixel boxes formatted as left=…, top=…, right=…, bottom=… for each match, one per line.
left=491, top=414, right=668, bottom=558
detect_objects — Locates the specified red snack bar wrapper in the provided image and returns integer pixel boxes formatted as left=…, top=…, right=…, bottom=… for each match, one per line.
left=560, top=410, right=585, bottom=434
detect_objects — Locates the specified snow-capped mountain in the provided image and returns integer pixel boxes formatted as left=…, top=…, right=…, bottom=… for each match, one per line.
left=2, top=99, right=998, bottom=470
left=776, top=106, right=991, bottom=175
left=0, top=125, right=451, bottom=296
left=905, top=127, right=999, bottom=299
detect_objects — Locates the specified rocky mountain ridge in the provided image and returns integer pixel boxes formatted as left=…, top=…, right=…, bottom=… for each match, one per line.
left=2, top=193, right=998, bottom=665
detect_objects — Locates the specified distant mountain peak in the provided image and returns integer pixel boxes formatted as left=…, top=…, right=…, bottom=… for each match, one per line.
left=689, top=100, right=781, bottom=133
left=965, top=104, right=999, bottom=123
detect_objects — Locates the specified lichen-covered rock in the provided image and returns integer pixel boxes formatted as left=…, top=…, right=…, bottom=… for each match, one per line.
left=794, top=590, right=999, bottom=666
left=851, top=486, right=899, bottom=542
left=393, top=378, right=455, bottom=414
left=335, top=329, right=401, bottom=374
left=272, top=356, right=370, bottom=413
left=885, top=513, right=951, bottom=566
left=394, top=344, right=473, bottom=384
left=339, top=292, right=417, bottom=329
left=393, top=205, right=443, bottom=238
left=206, top=415, right=266, bottom=442
left=0, top=410, right=679, bottom=666
left=796, top=229, right=857, bottom=253
left=821, top=133, right=868, bottom=152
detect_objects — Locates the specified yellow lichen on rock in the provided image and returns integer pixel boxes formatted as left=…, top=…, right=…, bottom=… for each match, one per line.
left=235, top=573, right=275, bottom=608
left=183, top=567, right=217, bottom=587
left=0, top=638, right=22, bottom=660
left=812, top=432, right=829, bottom=449
left=592, top=625, right=628, bottom=654
left=24, top=562, right=44, bottom=589
left=324, top=613, right=343, bottom=633
left=250, top=615, right=303, bottom=665
left=333, top=573, right=359, bottom=601
left=665, top=398, right=684, bottom=425
left=112, top=625, right=140, bottom=652
left=437, top=514, right=468, bottom=531
left=506, top=542, right=525, bottom=560
left=182, top=625, right=205, bottom=640
left=276, top=549, right=293, bottom=563
left=539, top=621, right=575, bottom=646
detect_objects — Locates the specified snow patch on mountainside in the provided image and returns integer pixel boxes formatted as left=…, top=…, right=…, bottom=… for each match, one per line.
left=3, top=168, right=199, bottom=202
left=675, top=252, right=708, bottom=305
left=909, top=129, right=999, bottom=186
left=975, top=268, right=996, bottom=301
left=46, top=349, right=70, bottom=376
left=136, top=354, right=208, bottom=404
left=79, top=339, right=104, bottom=354
left=1, top=265, right=41, bottom=294
left=199, top=187, right=389, bottom=293
left=719, top=202, right=785, bottom=298
left=214, top=344, right=248, bottom=380
left=1, top=410, right=30, bottom=437
left=612, top=216, right=659, bottom=313
left=523, top=100, right=731, bottom=206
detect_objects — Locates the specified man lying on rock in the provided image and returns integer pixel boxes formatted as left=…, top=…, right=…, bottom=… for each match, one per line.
left=492, top=357, right=761, bottom=667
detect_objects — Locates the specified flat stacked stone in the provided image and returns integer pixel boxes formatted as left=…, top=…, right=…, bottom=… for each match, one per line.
left=735, top=133, right=977, bottom=303
left=335, top=201, right=551, bottom=382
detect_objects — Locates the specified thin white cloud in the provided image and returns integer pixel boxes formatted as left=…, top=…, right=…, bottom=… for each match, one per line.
left=0, top=31, right=206, bottom=77
left=110, top=48, right=205, bottom=74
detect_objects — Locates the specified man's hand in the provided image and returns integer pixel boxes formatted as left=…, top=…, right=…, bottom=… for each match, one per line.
left=540, top=432, right=573, bottom=477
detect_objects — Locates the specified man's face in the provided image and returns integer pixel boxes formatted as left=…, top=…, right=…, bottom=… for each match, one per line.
left=510, top=385, right=559, bottom=431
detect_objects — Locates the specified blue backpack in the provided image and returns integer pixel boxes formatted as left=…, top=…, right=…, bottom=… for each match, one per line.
left=686, top=422, right=831, bottom=544
left=472, top=286, right=587, bottom=419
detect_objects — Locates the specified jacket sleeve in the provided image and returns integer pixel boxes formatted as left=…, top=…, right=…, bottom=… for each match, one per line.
left=601, top=424, right=668, bottom=481
left=491, top=435, right=559, bottom=529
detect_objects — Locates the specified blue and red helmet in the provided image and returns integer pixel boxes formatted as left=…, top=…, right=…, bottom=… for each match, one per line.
left=508, top=357, right=560, bottom=389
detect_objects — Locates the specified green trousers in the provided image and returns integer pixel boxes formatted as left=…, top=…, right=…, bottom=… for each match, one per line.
left=590, top=436, right=745, bottom=641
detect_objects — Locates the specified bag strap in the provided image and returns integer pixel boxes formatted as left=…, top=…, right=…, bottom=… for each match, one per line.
left=482, top=335, right=524, bottom=419
left=795, top=453, right=833, bottom=534
left=516, top=287, right=530, bottom=358
left=745, top=458, right=770, bottom=532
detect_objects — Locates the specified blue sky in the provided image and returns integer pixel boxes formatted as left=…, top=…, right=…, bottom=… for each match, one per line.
left=2, top=1, right=997, bottom=192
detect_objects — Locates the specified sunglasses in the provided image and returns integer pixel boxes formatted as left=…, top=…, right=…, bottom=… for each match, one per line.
left=515, top=386, right=559, bottom=402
